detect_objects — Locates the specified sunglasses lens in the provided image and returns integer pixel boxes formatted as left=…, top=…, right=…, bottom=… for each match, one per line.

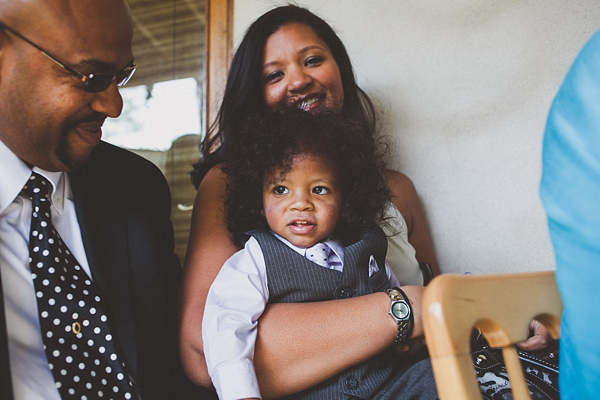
left=84, top=74, right=115, bottom=93
left=83, top=65, right=136, bottom=93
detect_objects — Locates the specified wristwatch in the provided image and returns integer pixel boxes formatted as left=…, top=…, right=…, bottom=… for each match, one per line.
left=385, top=287, right=414, bottom=344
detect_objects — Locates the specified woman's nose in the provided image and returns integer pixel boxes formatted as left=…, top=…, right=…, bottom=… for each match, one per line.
left=287, top=66, right=312, bottom=92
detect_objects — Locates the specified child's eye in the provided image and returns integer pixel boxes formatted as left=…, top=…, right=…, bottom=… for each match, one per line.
left=313, top=186, right=329, bottom=195
left=273, top=186, right=289, bottom=195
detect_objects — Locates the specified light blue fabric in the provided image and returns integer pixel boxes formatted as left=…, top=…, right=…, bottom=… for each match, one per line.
left=540, top=28, right=600, bottom=399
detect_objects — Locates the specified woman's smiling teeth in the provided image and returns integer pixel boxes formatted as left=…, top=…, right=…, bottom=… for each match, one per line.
left=298, top=97, right=318, bottom=110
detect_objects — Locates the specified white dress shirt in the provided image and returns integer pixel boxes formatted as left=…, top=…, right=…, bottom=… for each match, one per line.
left=0, top=139, right=92, bottom=400
left=202, top=233, right=399, bottom=400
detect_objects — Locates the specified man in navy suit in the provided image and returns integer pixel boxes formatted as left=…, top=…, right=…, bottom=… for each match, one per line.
left=0, top=0, right=205, bottom=398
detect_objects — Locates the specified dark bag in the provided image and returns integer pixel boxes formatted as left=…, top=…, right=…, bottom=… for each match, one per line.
left=471, top=330, right=559, bottom=400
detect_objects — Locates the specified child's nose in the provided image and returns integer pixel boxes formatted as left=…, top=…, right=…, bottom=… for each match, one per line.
left=290, top=192, right=314, bottom=211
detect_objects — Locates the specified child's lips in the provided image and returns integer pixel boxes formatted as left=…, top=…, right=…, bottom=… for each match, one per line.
left=288, top=218, right=316, bottom=234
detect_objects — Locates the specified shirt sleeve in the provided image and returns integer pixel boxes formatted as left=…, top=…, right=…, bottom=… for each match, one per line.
left=202, top=237, right=270, bottom=400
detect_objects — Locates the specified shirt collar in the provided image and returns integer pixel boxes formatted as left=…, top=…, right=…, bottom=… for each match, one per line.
left=324, top=239, right=344, bottom=264
left=271, top=231, right=345, bottom=264
left=32, top=167, right=68, bottom=216
left=0, top=139, right=32, bottom=214
left=0, top=139, right=69, bottom=215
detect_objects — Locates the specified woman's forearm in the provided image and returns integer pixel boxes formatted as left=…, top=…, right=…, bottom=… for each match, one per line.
left=253, top=292, right=396, bottom=398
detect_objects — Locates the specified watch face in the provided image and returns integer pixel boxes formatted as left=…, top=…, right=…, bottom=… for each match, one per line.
left=391, top=300, right=410, bottom=320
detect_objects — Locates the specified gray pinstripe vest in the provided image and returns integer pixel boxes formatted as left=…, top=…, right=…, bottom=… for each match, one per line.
left=252, top=227, right=403, bottom=400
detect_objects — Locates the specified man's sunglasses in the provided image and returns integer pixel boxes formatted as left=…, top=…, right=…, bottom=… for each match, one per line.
left=0, top=22, right=136, bottom=93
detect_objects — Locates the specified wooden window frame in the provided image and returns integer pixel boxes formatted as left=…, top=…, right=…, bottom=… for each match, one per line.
left=206, top=0, right=233, bottom=129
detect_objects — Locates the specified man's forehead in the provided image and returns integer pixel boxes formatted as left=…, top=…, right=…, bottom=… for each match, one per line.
left=0, top=0, right=132, bottom=36
left=1, top=0, right=133, bottom=65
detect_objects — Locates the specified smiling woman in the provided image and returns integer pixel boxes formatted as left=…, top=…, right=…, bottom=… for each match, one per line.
left=261, top=23, right=344, bottom=113
left=180, top=5, right=439, bottom=398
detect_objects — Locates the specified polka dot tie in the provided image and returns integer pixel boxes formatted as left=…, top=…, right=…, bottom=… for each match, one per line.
left=306, top=243, right=333, bottom=268
left=22, top=172, right=138, bottom=399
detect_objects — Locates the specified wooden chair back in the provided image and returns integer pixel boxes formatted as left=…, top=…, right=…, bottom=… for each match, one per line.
left=422, top=271, right=562, bottom=400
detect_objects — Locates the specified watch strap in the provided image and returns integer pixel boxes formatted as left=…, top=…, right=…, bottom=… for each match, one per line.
left=385, top=287, right=414, bottom=344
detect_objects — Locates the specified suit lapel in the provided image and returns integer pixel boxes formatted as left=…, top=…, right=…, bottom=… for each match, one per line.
left=68, top=146, right=138, bottom=378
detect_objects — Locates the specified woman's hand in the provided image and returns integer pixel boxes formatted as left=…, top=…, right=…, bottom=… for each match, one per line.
left=518, top=319, right=555, bottom=352
left=394, top=337, right=427, bottom=356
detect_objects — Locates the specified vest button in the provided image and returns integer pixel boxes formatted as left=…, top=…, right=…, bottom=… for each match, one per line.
left=338, top=289, right=352, bottom=299
left=345, top=375, right=359, bottom=390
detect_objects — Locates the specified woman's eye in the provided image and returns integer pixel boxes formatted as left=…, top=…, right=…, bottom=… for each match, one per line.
left=274, top=186, right=289, bottom=195
left=305, top=56, right=324, bottom=66
left=313, top=186, right=329, bottom=195
left=264, top=70, right=283, bottom=83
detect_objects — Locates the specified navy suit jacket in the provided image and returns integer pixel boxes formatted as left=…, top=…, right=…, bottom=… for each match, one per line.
left=0, top=142, right=210, bottom=399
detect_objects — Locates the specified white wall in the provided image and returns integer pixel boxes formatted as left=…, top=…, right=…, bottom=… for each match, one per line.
left=233, top=0, right=600, bottom=274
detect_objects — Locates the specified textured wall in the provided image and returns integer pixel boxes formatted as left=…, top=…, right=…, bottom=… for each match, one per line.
left=233, top=0, right=600, bottom=274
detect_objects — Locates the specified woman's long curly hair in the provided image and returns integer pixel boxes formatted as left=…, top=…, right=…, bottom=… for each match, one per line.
left=224, top=109, right=390, bottom=247
left=191, top=4, right=377, bottom=188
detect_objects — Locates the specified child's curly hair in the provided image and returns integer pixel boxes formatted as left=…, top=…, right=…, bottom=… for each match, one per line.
left=223, top=108, right=391, bottom=246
